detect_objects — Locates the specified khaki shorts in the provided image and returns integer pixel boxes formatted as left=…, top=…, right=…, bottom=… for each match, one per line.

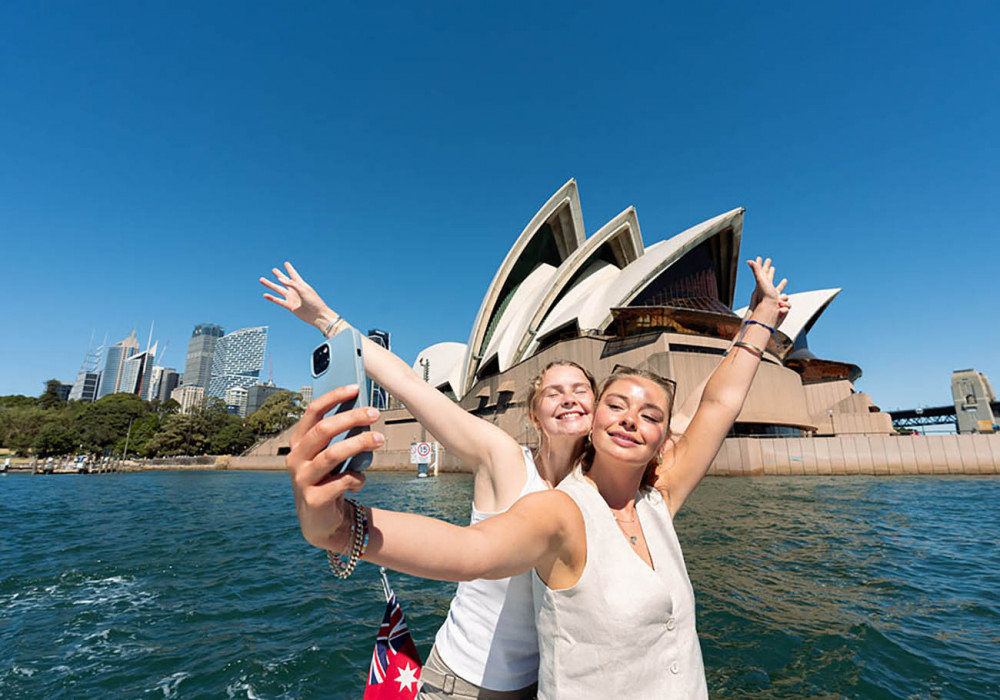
left=417, top=646, right=537, bottom=700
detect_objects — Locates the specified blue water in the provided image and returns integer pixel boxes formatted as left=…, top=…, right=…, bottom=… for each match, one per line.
left=1, top=471, right=998, bottom=698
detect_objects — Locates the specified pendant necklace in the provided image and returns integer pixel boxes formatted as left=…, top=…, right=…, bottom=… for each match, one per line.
left=612, top=509, right=639, bottom=546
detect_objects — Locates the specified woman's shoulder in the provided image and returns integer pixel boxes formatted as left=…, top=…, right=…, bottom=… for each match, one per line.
left=638, top=484, right=667, bottom=509
left=511, top=488, right=584, bottom=532
left=554, top=465, right=589, bottom=493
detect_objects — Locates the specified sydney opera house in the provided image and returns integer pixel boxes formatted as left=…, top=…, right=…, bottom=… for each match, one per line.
left=364, top=179, right=896, bottom=471
left=238, top=180, right=1000, bottom=475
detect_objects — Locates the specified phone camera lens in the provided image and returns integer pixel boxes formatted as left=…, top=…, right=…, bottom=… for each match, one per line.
left=312, top=344, right=330, bottom=375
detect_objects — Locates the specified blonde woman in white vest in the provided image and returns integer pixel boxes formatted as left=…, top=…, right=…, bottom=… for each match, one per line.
left=262, top=265, right=597, bottom=698
left=278, top=258, right=789, bottom=698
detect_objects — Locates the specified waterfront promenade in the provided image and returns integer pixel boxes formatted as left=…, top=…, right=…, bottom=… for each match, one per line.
left=230, top=431, right=1000, bottom=476
left=10, top=434, right=997, bottom=476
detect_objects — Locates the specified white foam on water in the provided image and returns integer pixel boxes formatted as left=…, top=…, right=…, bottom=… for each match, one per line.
left=72, top=575, right=156, bottom=608
left=152, top=671, right=191, bottom=698
left=226, top=677, right=261, bottom=699
left=10, top=665, right=37, bottom=678
left=2, top=574, right=155, bottom=615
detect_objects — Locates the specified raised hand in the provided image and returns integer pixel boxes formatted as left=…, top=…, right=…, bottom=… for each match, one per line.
left=259, top=262, right=334, bottom=331
left=286, top=384, right=385, bottom=552
left=746, top=257, right=791, bottom=328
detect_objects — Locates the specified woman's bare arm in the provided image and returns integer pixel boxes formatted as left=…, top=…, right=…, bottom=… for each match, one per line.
left=365, top=490, right=578, bottom=582
left=286, top=387, right=578, bottom=582
left=261, top=262, right=525, bottom=508
left=657, top=257, right=790, bottom=515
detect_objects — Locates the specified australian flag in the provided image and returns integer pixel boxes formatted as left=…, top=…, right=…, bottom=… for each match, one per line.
left=363, top=588, right=423, bottom=699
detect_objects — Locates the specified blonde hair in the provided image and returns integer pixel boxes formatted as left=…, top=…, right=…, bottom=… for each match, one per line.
left=526, top=361, right=597, bottom=428
left=580, top=367, right=676, bottom=489
left=526, top=361, right=597, bottom=470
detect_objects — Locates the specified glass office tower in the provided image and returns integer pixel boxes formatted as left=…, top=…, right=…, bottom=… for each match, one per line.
left=207, top=326, right=268, bottom=399
left=183, top=323, right=225, bottom=389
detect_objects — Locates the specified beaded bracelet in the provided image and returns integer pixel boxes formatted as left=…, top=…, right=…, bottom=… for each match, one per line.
left=357, top=506, right=370, bottom=559
left=326, top=498, right=367, bottom=579
left=745, top=319, right=776, bottom=335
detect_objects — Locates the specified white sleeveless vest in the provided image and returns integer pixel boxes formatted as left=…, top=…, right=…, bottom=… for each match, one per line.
left=433, top=447, right=547, bottom=690
left=532, top=467, right=708, bottom=699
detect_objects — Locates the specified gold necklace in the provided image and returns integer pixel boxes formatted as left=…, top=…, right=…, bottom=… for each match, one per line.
left=612, top=509, right=640, bottom=545
left=611, top=508, right=637, bottom=524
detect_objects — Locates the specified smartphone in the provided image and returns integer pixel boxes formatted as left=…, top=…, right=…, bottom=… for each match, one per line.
left=310, top=328, right=373, bottom=473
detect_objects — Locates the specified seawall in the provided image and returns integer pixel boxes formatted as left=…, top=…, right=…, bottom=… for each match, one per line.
left=228, top=434, right=1000, bottom=475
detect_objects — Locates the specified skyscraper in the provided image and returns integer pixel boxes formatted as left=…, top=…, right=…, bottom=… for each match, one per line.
left=245, top=382, right=286, bottom=417
left=69, top=334, right=105, bottom=402
left=119, top=343, right=157, bottom=399
left=68, top=371, right=101, bottom=402
left=97, top=331, right=140, bottom=398
left=299, top=385, right=314, bottom=405
left=171, top=385, right=205, bottom=414
left=224, top=386, right=249, bottom=416
left=154, top=368, right=180, bottom=403
left=207, top=326, right=268, bottom=399
left=183, top=324, right=225, bottom=389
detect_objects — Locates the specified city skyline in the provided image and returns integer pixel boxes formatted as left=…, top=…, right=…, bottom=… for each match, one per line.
left=52, top=322, right=279, bottom=416
left=2, top=3, right=998, bottom=411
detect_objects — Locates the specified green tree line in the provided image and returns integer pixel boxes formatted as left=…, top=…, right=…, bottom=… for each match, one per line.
left=0, top=380, right=304, bottom=458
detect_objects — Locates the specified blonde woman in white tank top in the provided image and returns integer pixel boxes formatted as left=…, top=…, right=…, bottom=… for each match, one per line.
left=279, top=257, right=790, bottom=698
left=262, top=265, right=598, bottom=697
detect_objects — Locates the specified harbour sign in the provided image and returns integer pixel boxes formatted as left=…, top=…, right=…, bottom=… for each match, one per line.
left=410, top=442, right=432, bottom=464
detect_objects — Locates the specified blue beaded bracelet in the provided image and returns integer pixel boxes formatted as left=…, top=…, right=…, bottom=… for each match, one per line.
left=745, top=319, right=776, bottom=335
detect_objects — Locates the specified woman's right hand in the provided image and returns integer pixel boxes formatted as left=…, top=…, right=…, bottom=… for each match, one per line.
left=286, top=384, right=385, bottom=551
left=260, top=261, right=339, bottom=334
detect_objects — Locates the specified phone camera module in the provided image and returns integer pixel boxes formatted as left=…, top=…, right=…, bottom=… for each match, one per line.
left=312, top=344, right=330, bottom=375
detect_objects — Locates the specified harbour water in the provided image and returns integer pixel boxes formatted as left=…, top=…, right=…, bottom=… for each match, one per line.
left=1, top=471, right=998, bottom=698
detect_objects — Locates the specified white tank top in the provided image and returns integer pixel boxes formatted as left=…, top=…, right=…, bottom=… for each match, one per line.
left=532, top=467, right=708, bottom=699
left=433, top=447, right=547, bottom=691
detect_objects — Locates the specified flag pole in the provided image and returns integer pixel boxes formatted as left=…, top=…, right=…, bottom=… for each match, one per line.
left=379, top=566, right=392, bottom=602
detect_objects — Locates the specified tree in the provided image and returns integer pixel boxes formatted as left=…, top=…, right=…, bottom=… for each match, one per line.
left=144, top=414, right=208, bottom=456
left=245, top=391, right=303, bottom=437
left=38, top=379, right=65, bottom=410
left=0, top=395, right=40, bottom=410
left=159, top=398, right=181, bottom=416
left=208, top=421, right=256, bottom=455
left=75, top=393, right=152, bottom=453
left=34, top=423, right=76, bottom=457
left=1, top=405, right=54, bottom=455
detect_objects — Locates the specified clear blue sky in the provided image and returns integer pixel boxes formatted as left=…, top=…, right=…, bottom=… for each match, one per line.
left=2, top=1, right=997, bottom=411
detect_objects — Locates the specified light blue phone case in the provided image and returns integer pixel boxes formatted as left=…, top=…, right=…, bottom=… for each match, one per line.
left=310, top=329, right=372, bottom=473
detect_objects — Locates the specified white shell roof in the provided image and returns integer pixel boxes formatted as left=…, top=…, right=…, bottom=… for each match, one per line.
left=459, top=179, right=586, bottom=397
left=413, top=342, right=467, bottom=393
left=505, top=206, right=644, bottom=368
left=735, top=288, right=841, bottom=345
left=479, top=263, right=559, bottom=372
left=528, top=259, right=622, bottom=352
left=575, top=207, right=744, bottom=332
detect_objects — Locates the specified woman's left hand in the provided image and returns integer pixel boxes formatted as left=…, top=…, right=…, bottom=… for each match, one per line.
left=259, top=262, right=332, bottom=330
